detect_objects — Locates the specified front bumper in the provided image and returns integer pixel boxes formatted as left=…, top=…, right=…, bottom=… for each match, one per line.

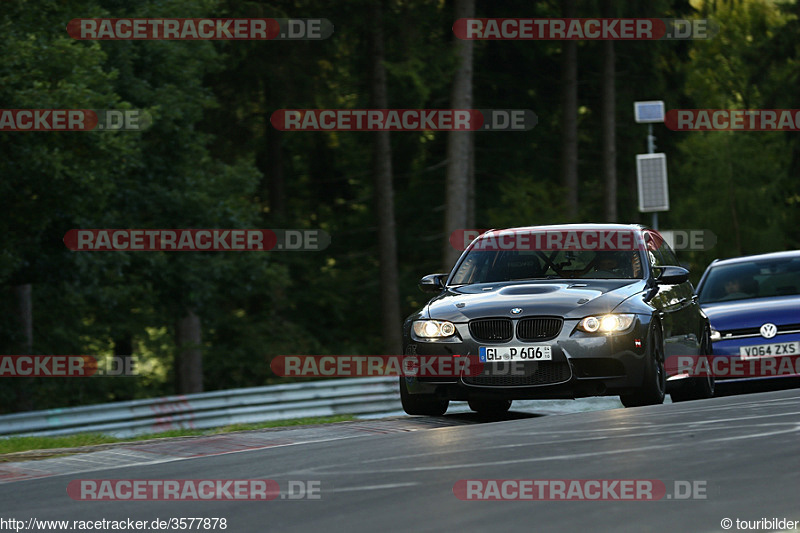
left=710, top=332, right=800, bottom=382
left=403, top=315, right=653, bottom=400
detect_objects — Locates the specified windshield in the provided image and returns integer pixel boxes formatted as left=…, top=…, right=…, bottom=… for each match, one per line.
left=450, top=249, right=645, bottom=285
left=698, top=257, right=800, bottom=303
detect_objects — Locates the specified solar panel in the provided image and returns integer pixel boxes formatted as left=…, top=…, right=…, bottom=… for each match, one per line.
left=634, top=101, right=665, bottom=123
left=636, top=153, right=669, bottom=212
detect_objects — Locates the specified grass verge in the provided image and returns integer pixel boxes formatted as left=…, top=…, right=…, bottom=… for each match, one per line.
left=0, top=415, right=355, bottom=459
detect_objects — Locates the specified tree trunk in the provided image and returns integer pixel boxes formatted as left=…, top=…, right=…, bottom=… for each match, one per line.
left=257, top=107, right=286, bottom=220
left=466, top=131, right=476, bottom=228
left=443, top=0, right=475, bottom=269
left=176, top=309, right=203, bottom=394
left=113, top=334, right=133, bottom=358
left=727, top=149, right=742, bottom=256
left=561, top=0, right=579, bottom=219
left=257, top=75, right=286, bottom=220
left=601, top=0, right=617, bottom=222
left=370, top=0, right=402, bottom=355
left=113, top=333, right=135, bottom=400
left=12, top=284, right=33, bottom=411
left=267, top=127, right=286, bottom=219
left=13, top=284, right=32, bottom=354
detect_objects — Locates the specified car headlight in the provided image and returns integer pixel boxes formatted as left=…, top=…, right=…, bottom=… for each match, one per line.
left=710, top=327, right=721, bottom=342
left=578, top=314, right=636, bottom=333
left=413, top=320, right=457, bottom=338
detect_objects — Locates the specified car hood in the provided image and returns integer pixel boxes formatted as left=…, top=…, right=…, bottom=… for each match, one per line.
left=702, top=295, right=800, bottom=330
left=424, top=279, right=647, bottom=322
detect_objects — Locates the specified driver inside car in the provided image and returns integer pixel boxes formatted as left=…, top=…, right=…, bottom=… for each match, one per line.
left=719, top=273, right=756, bottom=301
left=591, top=252, right=635, bottom=278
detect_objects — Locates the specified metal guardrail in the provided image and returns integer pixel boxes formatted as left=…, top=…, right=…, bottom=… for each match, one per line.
left=0, top=377, right=401, bottom=439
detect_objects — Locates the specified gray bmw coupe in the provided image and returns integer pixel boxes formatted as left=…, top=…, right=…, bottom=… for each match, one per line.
left=400, top=224, right=713, bottom=415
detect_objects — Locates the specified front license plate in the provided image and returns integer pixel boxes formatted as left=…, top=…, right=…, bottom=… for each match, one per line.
left=740, top=341, right=800, bottom=358
left=479, top=346, right=552, bottom=362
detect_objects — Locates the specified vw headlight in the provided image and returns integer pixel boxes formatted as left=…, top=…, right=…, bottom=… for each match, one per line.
left=413, top=320, right=457, bottom=338
left=578, top=314, right=636, bottom=333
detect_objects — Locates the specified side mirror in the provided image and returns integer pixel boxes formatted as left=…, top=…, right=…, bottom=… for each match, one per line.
left=419, top=273, right=448, bottom=293
left=655, top=265, right=689, bottom=285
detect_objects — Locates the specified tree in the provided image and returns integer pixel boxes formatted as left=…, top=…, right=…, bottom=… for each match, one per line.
left=601, top=0, right=617, bottom=222
left=370, top=0, right=402, bottom=355
left=670, top=0, right=792, bottom=265
left=0, top=0, right=140, bottom=410
left=561, top=0, right=579, bottom=219
left=176, top=310, right=203, bottom=393
left=443, top=0, right=476, bottom=269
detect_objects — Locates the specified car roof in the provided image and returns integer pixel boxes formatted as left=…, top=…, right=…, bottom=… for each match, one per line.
left=481, top=223, right=648, bottom=235
left=710, top=250, right=800, bottom=266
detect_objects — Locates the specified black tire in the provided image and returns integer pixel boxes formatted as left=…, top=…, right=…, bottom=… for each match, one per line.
left=620, top=320, right=666, bottom=408
left=400, top=377, right=449, bottom=416
left=468, top=398, right=512, bottom=415
left=670, top=326, right=715, bottom=402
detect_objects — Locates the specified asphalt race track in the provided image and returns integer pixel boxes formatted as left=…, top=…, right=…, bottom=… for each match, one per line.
left=2, top=388, right=800, bottom=533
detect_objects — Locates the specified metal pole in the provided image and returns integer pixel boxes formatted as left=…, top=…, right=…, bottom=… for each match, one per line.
left=647, top=123, right=658, bottom=229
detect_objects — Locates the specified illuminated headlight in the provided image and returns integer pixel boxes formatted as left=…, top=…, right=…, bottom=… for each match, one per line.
left=710, top=327, right=721, bottom=342
left=578, top=314, right=636, bottom=333
left=413, top=320, right=456, bottom=338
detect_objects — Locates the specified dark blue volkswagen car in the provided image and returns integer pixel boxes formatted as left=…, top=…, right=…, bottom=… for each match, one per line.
left=695, top=250, right=800, bottom=382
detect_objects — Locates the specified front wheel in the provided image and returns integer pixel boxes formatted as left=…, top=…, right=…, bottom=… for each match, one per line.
left=400, top=377, right=449, bottom=416
left=620, top=320, right=666, bottom=408
left=670, top=326, right=715, bottom=402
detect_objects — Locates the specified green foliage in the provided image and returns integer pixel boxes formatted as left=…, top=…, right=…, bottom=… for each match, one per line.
left=2, top=0, right=799, bottom=413
left=670, top=131, right=790, bottom=272
left=667, top=0, right=799, bottom=274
